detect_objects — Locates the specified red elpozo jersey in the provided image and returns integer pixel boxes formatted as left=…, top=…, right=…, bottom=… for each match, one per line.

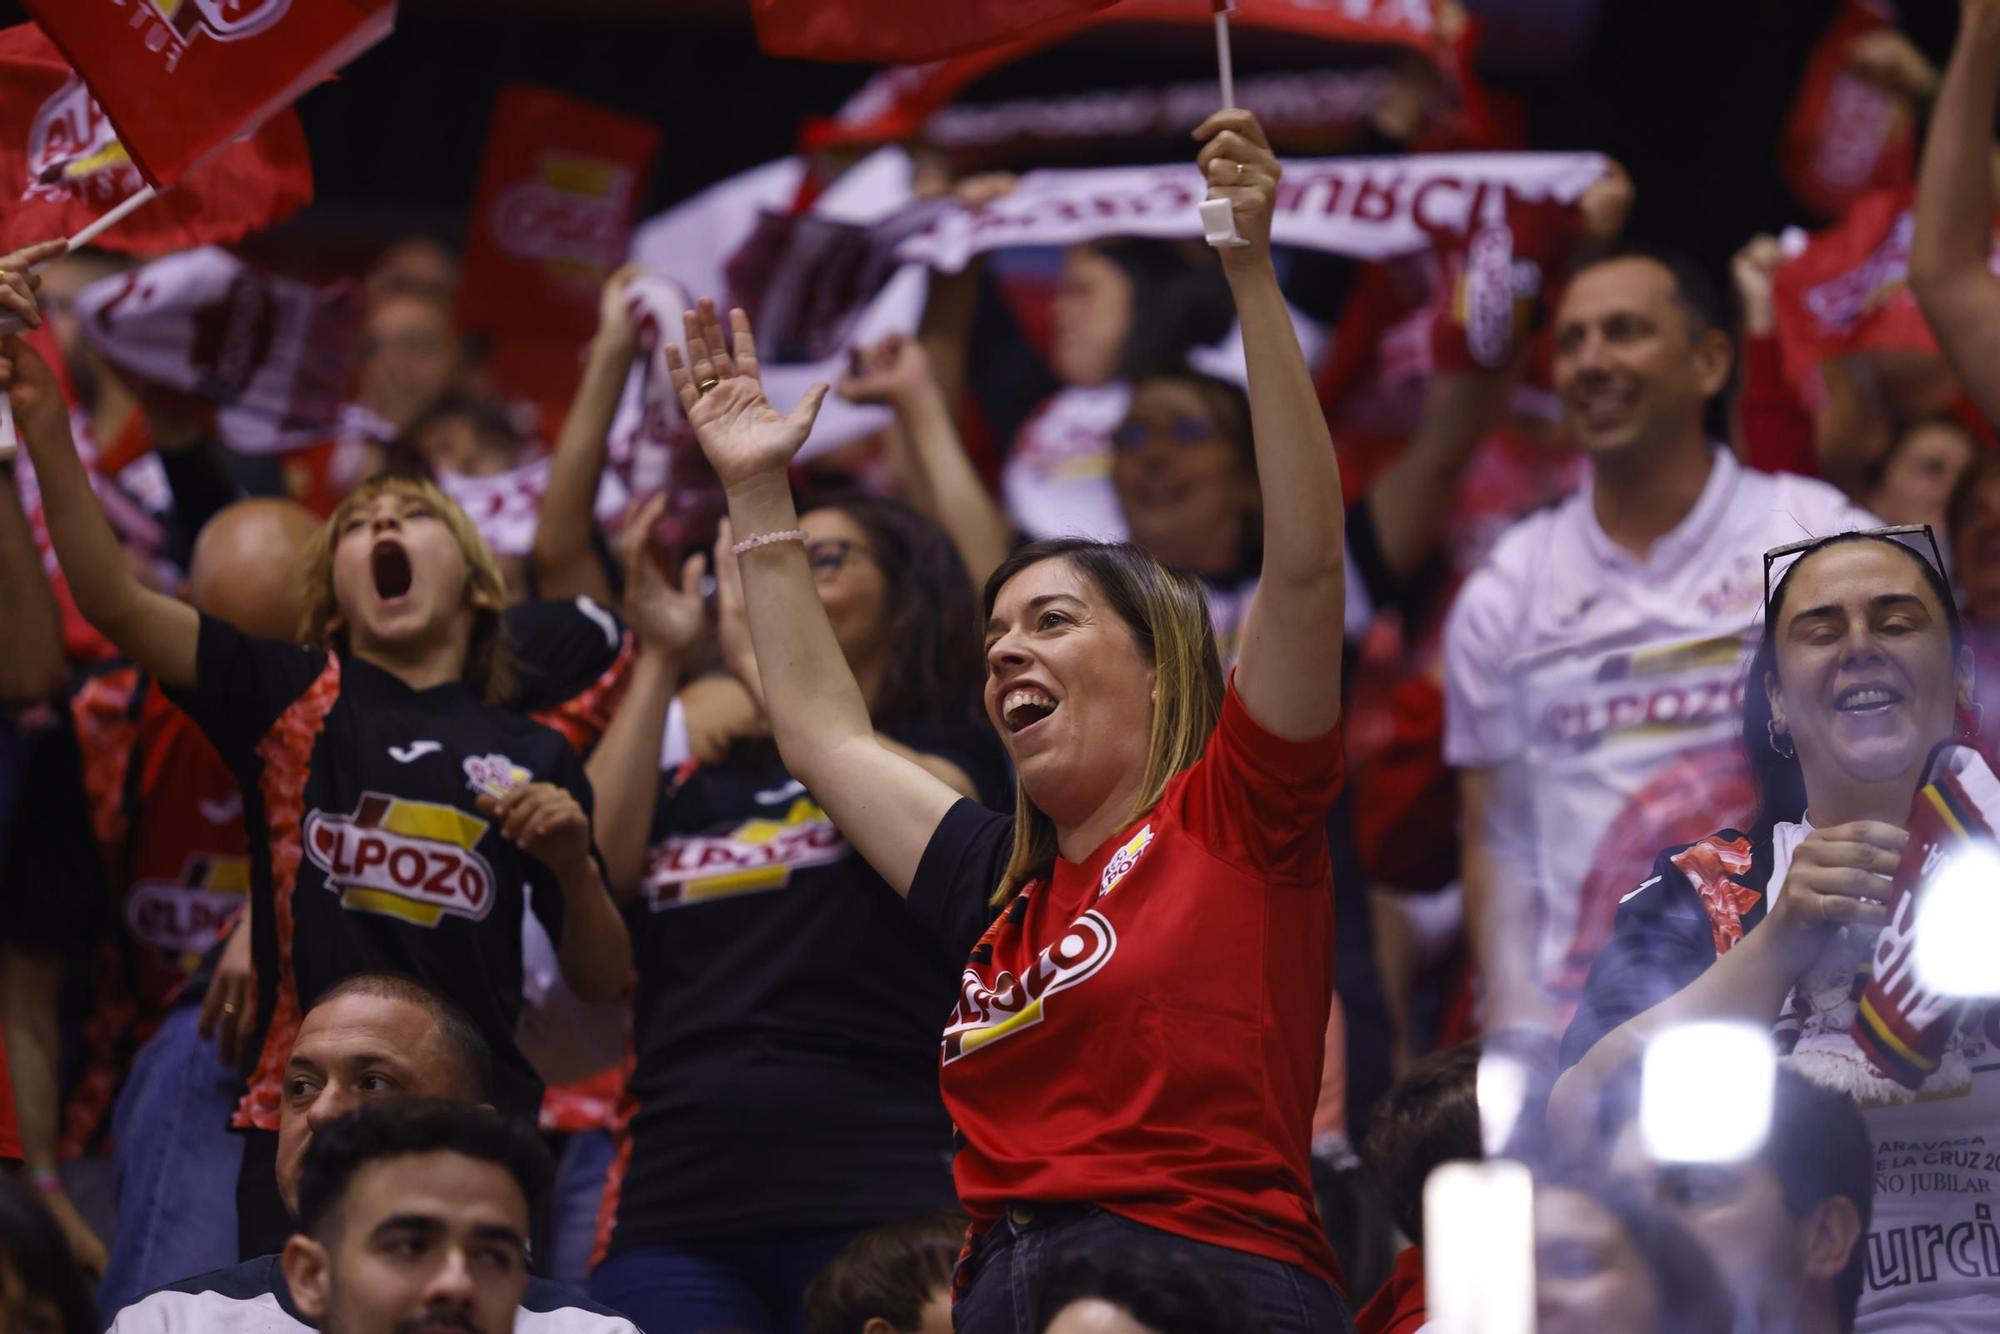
left=907, top=683, right=1346, bottom=1287
left=169, top=612, right=599, bottom=1128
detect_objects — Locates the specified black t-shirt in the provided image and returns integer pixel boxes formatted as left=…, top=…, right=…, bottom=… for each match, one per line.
left=608, top=722, right=1009, bottom=1250
left=170, top=612, right=598, bottom=1125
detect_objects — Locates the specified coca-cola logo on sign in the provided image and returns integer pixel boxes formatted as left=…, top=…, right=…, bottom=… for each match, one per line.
left=491, top=175, right=629, bottom=269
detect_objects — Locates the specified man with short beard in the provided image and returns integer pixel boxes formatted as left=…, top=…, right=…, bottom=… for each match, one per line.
left=107, top=974, right=637, bottom=1332
left=285, top=1098, right=544, bottom=1334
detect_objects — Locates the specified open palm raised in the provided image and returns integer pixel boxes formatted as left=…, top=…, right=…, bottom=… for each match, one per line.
left=666, top=298, right=829, bottom=490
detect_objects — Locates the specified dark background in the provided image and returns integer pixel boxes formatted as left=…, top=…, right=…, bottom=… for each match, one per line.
left=0, top=0, right=1973, bottom=279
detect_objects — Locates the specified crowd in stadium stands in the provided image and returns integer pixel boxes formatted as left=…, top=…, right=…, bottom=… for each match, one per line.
left=9, top=3, right=2000, bottom=1333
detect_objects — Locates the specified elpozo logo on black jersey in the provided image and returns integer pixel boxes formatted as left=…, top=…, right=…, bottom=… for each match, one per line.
left=941, top=910, right=1117, bottom=1065
left=303, top=793, right=495, bottom=928
left=641, top=796, right=848, bottom=909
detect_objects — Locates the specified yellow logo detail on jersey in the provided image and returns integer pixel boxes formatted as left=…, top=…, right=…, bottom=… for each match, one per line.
left=304, top=793, right=495, bottom=927
left=1540, top=634, right=1749, bottom=748
left=1096, top=824, right=1154, bottom=900
left=942, top=910, right=1117, bottom=1065
left=642, top=797, right=849, bottom=910
left=128, top=853, right=250, bottom=960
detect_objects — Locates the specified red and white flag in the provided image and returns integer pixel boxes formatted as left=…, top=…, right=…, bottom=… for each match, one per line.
left=455, top=85, right=660, bottom=427
left=0, top=23, right=311, bottom=252
left=21, top=0, right=394, bottom=189
left=73, top=247, right=359, bottom=455
left=1769, top=186, right=1970, bottom=395
left=1780, top=0, right=1916, bottom=221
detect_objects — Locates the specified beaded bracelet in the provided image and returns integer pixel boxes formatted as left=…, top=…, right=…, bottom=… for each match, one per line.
left=729, top=528, right=809, bottom=556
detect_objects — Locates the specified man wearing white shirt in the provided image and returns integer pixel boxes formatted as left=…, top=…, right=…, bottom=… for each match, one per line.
left=1444, top=248, right=1876, bottom=1038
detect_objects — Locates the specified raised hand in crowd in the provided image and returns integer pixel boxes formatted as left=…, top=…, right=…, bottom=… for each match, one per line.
left=1910, top=0, right=2000, bottom=425
left=839, top=334, right=1013, bottom=587
left=2, top=241, right=201, bottom=690
left=1731, top=233, right=1784, bottom=339
left=584, top=490, right=707, bottom=898
left=533, top=262, right=647, bottom=603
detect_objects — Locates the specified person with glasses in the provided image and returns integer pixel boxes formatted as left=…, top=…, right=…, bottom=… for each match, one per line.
left=578, top=485, right=1008, bottom=1334
left=1443, top=246, right=1877, bottom=1050
left=1557, top=528, right=1998, bottom=1331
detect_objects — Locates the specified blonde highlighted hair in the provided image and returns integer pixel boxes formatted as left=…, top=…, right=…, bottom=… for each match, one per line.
left=982, top=540, right=1223, bottom=906
left=296, top=474, right=514, bottom=703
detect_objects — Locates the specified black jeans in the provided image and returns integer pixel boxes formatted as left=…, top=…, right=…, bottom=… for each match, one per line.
left=953, top=1204, right=1356, bottom=1334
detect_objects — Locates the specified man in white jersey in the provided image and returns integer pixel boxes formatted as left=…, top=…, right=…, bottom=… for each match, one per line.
left=1444, top=248, right=1876, bottom=1035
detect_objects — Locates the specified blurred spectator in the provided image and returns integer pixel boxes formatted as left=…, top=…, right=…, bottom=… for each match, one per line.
left=283, top=1100, right=550, bottom=1334
left=0, top=1175, right=97, bottom=1334
left=1445, top=247, right=1874, bottom=1044
left=401, top=391, right=529, bottom=481
left=364, top=237, right=459, bottom=311
left=1353, top=1042, right=1482, bottom=1334
left=1534, top=1173, right=1735, bottom=1334
left=1558, top=531, right=1993, bottom=1330
left=583, top=490, right=1005, bottom=1334
left=11, top=499, right=318, bottom=1307
left=1950, top=452, right=2000, bottom=770
left=802, top=1210, right=964, bottom=1334
left=1034, top=1245, right=1265, bottom=1334
left=1000, top=239, right=1234, bottom=542
left=357, top=293, right=465, bottom=434
left=1862, top=418, right=1976, bottom=532
left=1602, top=1063, right=1873, bottom=1334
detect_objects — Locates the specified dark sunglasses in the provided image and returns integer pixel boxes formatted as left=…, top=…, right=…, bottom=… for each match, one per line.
left=1762, top=523, right=1948, bottom=623
left=1111, top=414, right=1223, bottom=452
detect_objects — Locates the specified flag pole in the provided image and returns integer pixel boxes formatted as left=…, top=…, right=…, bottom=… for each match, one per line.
left=1214, top=8, right=1236, bottom=110
left=0, top=182, right=166, bottom=458
left=66, top=183, right=160, bottom=251
left=1200, top=1, right=1249, bottom=249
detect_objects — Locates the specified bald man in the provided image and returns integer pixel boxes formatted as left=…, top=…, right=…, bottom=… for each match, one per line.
left=184, top=498, right=323, bottom=640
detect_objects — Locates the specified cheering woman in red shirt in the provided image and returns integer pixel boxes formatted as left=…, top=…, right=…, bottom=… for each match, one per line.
left=663, top=110, right=1352, bottom=1333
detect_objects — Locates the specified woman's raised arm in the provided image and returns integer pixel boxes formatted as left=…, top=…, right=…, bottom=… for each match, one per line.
left=1, top=243, right=199, bottom=691
left=666, top=302, right=968, bottom=896
left=1200, top=111, right=1346, bottom=740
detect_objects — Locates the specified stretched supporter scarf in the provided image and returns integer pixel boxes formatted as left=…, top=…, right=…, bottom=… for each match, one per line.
left=1786, top=745, right=2000, bottom=1103
left=1767, top=186, right=2000, bottom=398
left=617, top=149, right=921, bottom=464
left=899, top=151, right=1607, bottom=273
left=436, top=456, right=628, bottom=559
left=73, top=247, right=358, bottom=456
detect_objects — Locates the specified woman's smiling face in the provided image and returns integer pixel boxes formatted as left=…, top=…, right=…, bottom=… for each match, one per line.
left=983, top=555, right=1156, bottom=829
left=1768, top=540, right=1970, bottom=791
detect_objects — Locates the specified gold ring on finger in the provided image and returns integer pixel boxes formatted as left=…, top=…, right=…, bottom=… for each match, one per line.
left=221, top=1003, right=239, bottom=1015
left=696, top=377, right=721, bottom=395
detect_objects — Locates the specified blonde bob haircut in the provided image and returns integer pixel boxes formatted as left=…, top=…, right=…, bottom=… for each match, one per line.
left=296, top=474, right=514, bottom=704
left=982, top=539, right=1223, bottom=905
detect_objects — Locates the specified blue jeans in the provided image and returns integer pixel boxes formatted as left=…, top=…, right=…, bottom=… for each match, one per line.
left=588, top=1230, right=857, bottom=1334
left=952, top=1206, right=1355, bottom=1334
left=98, top=1005, right=245, bottom=1314
left=548, top=1130, right=618, bottom=1285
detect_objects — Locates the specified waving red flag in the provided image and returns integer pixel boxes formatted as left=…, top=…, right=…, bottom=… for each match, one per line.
left=21, top=0, right=393, bottom=189
left=757, top=0, right=1433, bottom=64
left=0, top=24, right=311, bottom=253
left=753, top=0, right=1119, bottom=63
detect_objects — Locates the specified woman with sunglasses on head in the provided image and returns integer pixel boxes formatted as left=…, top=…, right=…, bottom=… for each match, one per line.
left=580, top=485, right=1009, bottom=1334
left=663, top=110, right=1354, bottom=1334
left=1555, top=527, right=1997, bottom=1332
